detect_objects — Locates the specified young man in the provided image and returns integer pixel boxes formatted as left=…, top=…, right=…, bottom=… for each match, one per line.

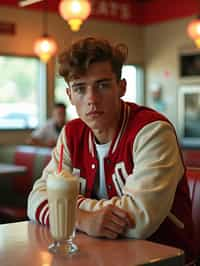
left=27, top=102, right=66, bottom=148
left=27, top=37, right=195, bottom=263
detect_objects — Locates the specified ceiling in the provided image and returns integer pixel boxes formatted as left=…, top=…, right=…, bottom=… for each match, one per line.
left=0, top=0, right=59, bottom=12
left=0, top=0, right=198, bottom=25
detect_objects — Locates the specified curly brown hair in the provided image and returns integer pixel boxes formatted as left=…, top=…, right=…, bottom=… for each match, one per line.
left=58, top=37, right=128, bottom=83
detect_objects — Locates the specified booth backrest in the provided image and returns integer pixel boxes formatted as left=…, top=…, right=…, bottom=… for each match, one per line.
left=0, top=145, right=52, bottom=223
left=0, top=145, right=52, bottom=204
left=186, top=167, right=200, bottom=257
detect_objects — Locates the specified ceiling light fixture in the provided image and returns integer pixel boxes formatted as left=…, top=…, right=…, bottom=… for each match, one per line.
left=34, top=35, right=57, bottom=63
left=187, top=0, right=200, bottom=48
left=58, top=0, right=91, bottom=32
left=33, top=0, right=57, bottom=63
left=187, top=17, right=200, bottom=48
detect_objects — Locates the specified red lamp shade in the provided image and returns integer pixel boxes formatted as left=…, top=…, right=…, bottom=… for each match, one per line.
left=34, top=35, right=57, bottom=62
left=59, top=0, right=91, bottom=32
left=187, top=18, right=200, bottom=48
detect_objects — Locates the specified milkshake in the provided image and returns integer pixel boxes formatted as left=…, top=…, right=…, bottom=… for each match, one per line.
left=47, top=169, right=79, bottom=255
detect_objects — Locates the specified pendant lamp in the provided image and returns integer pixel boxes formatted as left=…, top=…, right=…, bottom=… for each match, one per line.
left=34, top=34, right=57, bottom=62
left=34, top=0, right=57, bottom=62
left=59, top=0, right=91, bottom=32
left=187, top=17, right=200, bottom=48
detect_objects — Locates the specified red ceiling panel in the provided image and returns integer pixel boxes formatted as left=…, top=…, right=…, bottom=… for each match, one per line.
left=0, top=0, right=198, bottom=25
left=138, top=0, right=198, bottom=25
left=0, top=0, right=59, bottom=12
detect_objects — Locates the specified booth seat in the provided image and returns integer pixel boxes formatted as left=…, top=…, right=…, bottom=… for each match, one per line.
left=186, top=167, right=200, bottom=261
left=182, top=148, right=200, bottom=260
left=182, top=149, right=200, bottom=168
left=0, top=145, right=51, bottom=223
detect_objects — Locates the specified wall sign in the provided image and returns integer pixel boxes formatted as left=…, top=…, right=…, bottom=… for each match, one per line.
left=0, top=21, right=15, bottom=35
left=91, top=0, right=136, bottom=24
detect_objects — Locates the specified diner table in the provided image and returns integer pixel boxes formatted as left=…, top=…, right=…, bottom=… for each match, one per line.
left=0, top=163, right=27, bottom=177
left=0, top=221, right=184, bottom=266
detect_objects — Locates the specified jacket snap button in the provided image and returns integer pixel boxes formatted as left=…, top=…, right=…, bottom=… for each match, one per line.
left=91, top=164, right=95, bottom=169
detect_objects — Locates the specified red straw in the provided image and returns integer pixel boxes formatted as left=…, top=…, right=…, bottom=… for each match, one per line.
left=58, top=144, right=64, bottom=173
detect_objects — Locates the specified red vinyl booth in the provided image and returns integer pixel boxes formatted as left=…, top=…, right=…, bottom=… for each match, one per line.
left=186, top=167, right=200, bottom=262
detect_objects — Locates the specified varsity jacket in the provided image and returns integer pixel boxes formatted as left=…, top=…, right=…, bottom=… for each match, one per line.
left=27, top=102, right=195, bottom=262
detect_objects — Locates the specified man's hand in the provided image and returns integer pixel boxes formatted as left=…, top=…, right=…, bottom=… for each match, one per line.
left=76, top=205, right=135, bottom=239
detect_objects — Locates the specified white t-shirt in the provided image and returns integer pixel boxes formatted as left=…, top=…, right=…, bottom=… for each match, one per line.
left=94, top=141, right=111, bottom=199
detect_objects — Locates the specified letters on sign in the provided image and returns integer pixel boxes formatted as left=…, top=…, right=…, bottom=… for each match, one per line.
left=91, top=0, right=135, bottom=23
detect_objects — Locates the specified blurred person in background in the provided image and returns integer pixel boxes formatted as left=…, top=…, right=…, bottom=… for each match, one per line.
left=27, top=102, right=66, bottom=148
left=150, top=85, right=166, bottom=114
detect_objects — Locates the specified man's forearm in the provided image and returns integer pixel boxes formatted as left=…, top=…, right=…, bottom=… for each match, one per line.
left=75, top=205, right=135, bottom=239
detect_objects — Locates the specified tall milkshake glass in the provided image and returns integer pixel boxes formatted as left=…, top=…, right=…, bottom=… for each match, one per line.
left=47, top=169, right=79, bottom=255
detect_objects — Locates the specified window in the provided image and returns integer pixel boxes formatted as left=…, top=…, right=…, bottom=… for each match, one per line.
left=55, top=65, right=143, bottom=120
left=0, top=55, right=43, bottom=130
left=121, top=65, right=137, bottom=102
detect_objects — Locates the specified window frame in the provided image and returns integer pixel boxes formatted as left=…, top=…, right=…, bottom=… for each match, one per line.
left=0, top=53, right=47, bottom=131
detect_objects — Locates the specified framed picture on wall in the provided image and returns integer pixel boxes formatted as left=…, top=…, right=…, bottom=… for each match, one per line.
left=179, top=48, right=200, bottom=77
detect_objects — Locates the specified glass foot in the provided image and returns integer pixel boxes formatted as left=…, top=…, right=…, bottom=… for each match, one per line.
left=48, top=240, right=78, bottom=255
